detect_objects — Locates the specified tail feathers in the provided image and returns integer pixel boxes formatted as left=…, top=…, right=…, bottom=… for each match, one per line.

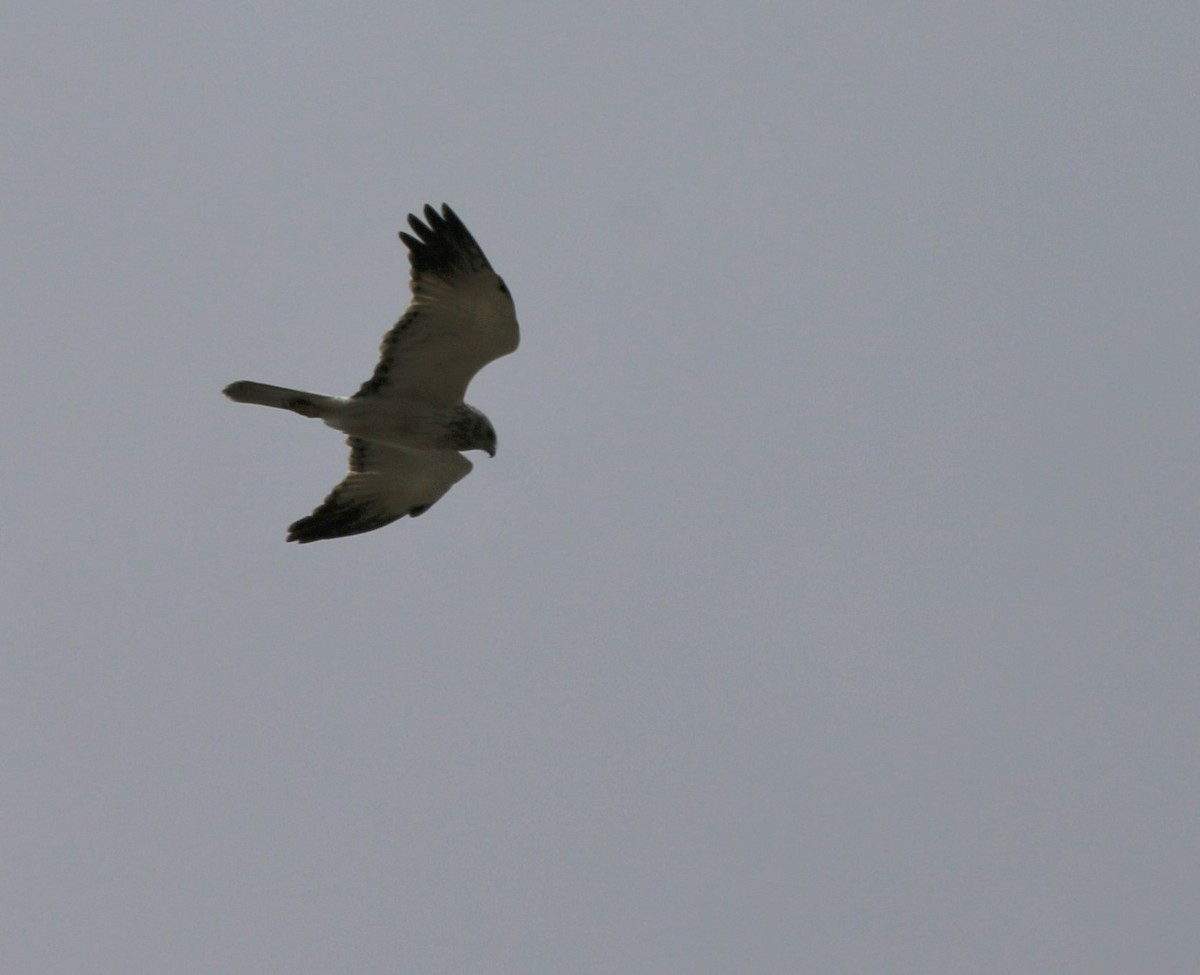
left=223, top=380, right=335, bottom=418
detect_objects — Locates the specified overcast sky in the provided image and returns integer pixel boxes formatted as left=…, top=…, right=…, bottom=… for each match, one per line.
left=4, top=3, right=1198, bottom=973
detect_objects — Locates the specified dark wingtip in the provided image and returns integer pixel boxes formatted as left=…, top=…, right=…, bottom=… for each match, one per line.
left=286, top=514, right=321, bottom=543
left=439, top=203, right=467, bottom=235
left=285, top=494, right=404, bottom=543
left=398, top=202, right=487, bottom=276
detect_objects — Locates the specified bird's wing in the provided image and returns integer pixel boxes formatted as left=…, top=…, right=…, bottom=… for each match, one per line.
left=354, top=204, right=519, bottom=405
left=287, top=438, right=473, bottom=543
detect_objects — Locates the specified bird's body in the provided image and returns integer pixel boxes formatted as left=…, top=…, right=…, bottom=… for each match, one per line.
left=223, top=382, right=489, bottom=452
left=223, top=204, right=518, bottom=542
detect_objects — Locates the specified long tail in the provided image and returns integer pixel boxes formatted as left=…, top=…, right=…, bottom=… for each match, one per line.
left=223, top=380, right=337, bottom=418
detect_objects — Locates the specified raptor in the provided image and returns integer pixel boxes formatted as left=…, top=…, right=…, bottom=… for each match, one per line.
left=224, top=204, right=519, bottom=542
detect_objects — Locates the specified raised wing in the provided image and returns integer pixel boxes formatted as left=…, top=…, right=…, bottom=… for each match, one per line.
left=287, top=439, right=473, bottom=543
left=354, top=204, right=519, bottom=405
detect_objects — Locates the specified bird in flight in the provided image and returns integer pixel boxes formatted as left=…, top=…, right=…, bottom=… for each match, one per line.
left=224, top=204, right=519, bottom=542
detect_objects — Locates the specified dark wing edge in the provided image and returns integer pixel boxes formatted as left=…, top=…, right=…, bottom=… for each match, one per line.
left=399, top=203, right=496, bottom=279
left=352, top=204, right=510, bottom=400
left=286, top=497, right=408, bottom=544
left=285, top=438, right=432, bottom=544
left=352, top=305, right=423, bottom=400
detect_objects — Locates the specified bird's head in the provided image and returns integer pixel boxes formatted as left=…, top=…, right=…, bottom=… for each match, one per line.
left=448, top=405, right=497, bottom=456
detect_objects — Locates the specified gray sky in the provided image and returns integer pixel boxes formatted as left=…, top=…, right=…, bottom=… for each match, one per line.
left=4, top=3, right=1198, bottom=973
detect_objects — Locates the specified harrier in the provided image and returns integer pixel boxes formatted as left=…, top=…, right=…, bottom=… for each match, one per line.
left=224, top=204, right=519, bottom=542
